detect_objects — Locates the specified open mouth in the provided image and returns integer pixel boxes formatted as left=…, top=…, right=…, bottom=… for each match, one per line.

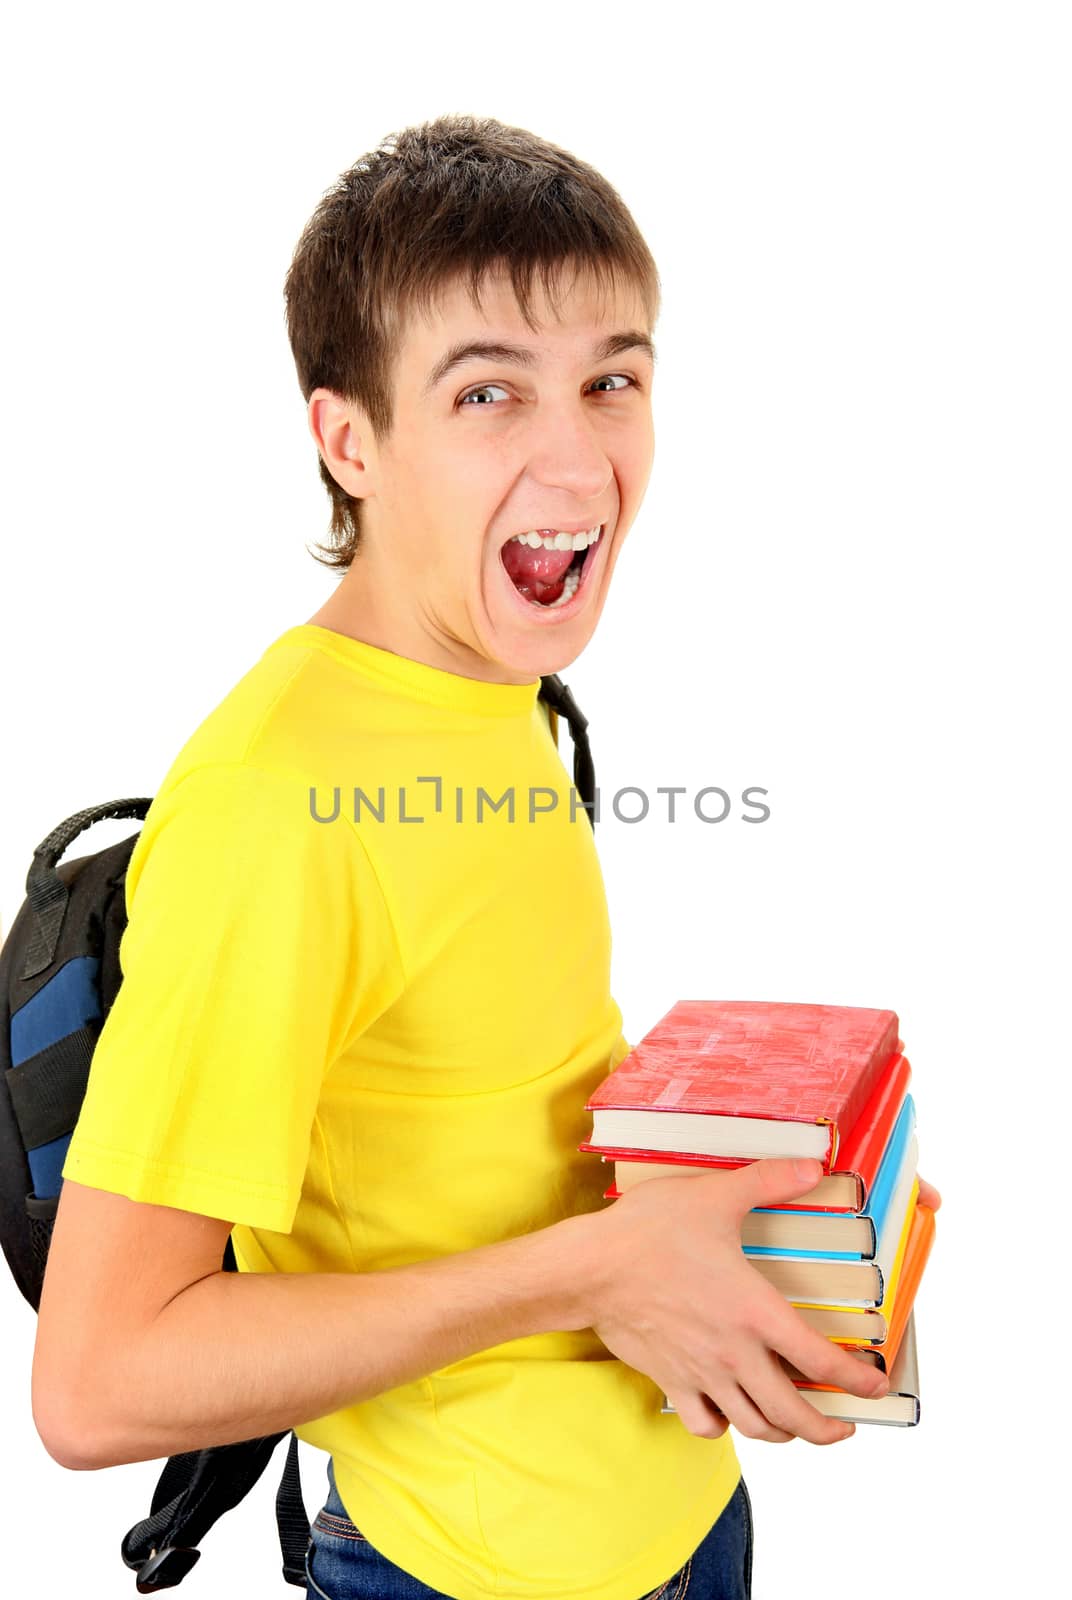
left=498, top=525, right=604, bottom=610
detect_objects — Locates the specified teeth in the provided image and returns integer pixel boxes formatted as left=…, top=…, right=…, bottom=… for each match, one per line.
left=545, top=565, right=583, bottom=607
left=509, top=525, right=602, bottom=551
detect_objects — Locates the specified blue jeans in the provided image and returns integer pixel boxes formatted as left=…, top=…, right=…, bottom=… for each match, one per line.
left=304, top=1458, right=753, bottom=1600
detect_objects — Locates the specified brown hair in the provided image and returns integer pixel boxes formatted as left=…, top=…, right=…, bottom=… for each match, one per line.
left=283, top=112, right=661, bottom=571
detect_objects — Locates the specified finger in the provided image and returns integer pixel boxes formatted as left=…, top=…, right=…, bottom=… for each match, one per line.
left=720, top=1157, right=827, bottom=1225
left=706, top=1375, right=797, bottom=1444
left=665, top=1387, right=729, bottom=1440
left=766, top=1308, right=890, bottom=1400
left=777, top=1344, right=877, bottom=1385
left=733, top=1349, right=858, bottom=1447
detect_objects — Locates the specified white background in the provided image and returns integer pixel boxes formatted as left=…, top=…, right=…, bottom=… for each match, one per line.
left=2, top=3, right=1068, bottom=1594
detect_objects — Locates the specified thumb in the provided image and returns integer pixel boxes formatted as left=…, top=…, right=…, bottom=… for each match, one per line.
left=721, top=1156, right=824, bottom=1221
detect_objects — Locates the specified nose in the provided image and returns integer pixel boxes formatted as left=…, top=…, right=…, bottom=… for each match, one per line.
left=526, top=398, right=614, bottom=505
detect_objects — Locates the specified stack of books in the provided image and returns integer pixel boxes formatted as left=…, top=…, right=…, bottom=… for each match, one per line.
left=579, top=1000, right=936, bottom=1427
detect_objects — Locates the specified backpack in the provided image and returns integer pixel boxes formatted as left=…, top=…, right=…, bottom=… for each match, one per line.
left=0, top=672, right=595, bottom=1593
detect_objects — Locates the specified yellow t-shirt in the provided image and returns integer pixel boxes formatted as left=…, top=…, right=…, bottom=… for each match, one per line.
left=62, top=623, right=740, bottom=1600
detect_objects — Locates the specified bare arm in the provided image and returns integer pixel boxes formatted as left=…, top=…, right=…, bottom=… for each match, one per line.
left=35, top=1156, right=905, bottom=1472
left=32, top=1181, right=594, bottom=1471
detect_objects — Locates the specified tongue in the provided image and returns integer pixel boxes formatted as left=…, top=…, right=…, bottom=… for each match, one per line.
left=501, top=538, right=576, bottom=605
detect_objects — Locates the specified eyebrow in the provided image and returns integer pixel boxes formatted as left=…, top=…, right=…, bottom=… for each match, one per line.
left=424, top=331, right=658, bottom=394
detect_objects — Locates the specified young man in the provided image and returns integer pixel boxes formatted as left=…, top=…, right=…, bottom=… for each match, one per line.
left=33, top=115, right=940, bottom=1600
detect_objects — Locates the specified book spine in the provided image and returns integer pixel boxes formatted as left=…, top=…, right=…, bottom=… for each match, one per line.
left=836, top=1054, right=912, bottom=1205
left=835, top=1018, right=903, bottom=1157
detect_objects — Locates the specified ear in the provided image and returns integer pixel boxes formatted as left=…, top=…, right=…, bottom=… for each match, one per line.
left=307, top=387, right=377, bottom=499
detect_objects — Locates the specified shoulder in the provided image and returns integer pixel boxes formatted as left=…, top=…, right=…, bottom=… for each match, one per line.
left=158, top=633, right=354, bottom=786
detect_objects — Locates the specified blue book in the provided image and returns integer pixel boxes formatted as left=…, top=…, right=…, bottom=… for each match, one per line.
left=737, top=1097, right=920, bottom=1309
left=742, top=1095, right=916, bottom=1261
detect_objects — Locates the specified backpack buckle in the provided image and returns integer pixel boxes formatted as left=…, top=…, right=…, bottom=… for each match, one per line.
left=134, top=1543, right=201, bottom=1592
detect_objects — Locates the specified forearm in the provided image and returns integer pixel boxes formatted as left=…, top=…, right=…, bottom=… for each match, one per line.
left=78, top=1213, right=598, bottom=1469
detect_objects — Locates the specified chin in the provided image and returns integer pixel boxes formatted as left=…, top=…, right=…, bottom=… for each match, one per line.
left=490, top=591, right=609, bottom=682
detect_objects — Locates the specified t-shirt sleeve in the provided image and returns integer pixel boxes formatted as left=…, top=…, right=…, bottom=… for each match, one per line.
left=62, top=761, right=405, bottom=1233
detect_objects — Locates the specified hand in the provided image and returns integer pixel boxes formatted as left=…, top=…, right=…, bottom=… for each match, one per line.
left=583, top=1156, right=892, bottom=1447
left=916, top=1174, right=942, bottom=1211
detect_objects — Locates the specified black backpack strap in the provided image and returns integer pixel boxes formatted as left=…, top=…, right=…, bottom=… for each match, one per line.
left=120, top=1237, right=311, bottom=1590
left=21, top=798, right=153, bottom=980
left=274, top=1433, right=312, bottom=1585
left=121, top=1432, right=310, bottom=1591
left=120, top=1433, right=291, bottom=1592
left=538, top=674, right=596, bottom=830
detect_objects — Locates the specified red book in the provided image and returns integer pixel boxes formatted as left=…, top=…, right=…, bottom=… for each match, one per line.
left=581, top=1000, right=902, bottom=1169
left=593, top=1050, right=912, bottom=1212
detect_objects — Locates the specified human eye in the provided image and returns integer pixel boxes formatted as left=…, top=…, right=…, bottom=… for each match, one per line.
left=458, top=382, right=511, bottom=406
left=588, top=373, right=638, bottom=394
